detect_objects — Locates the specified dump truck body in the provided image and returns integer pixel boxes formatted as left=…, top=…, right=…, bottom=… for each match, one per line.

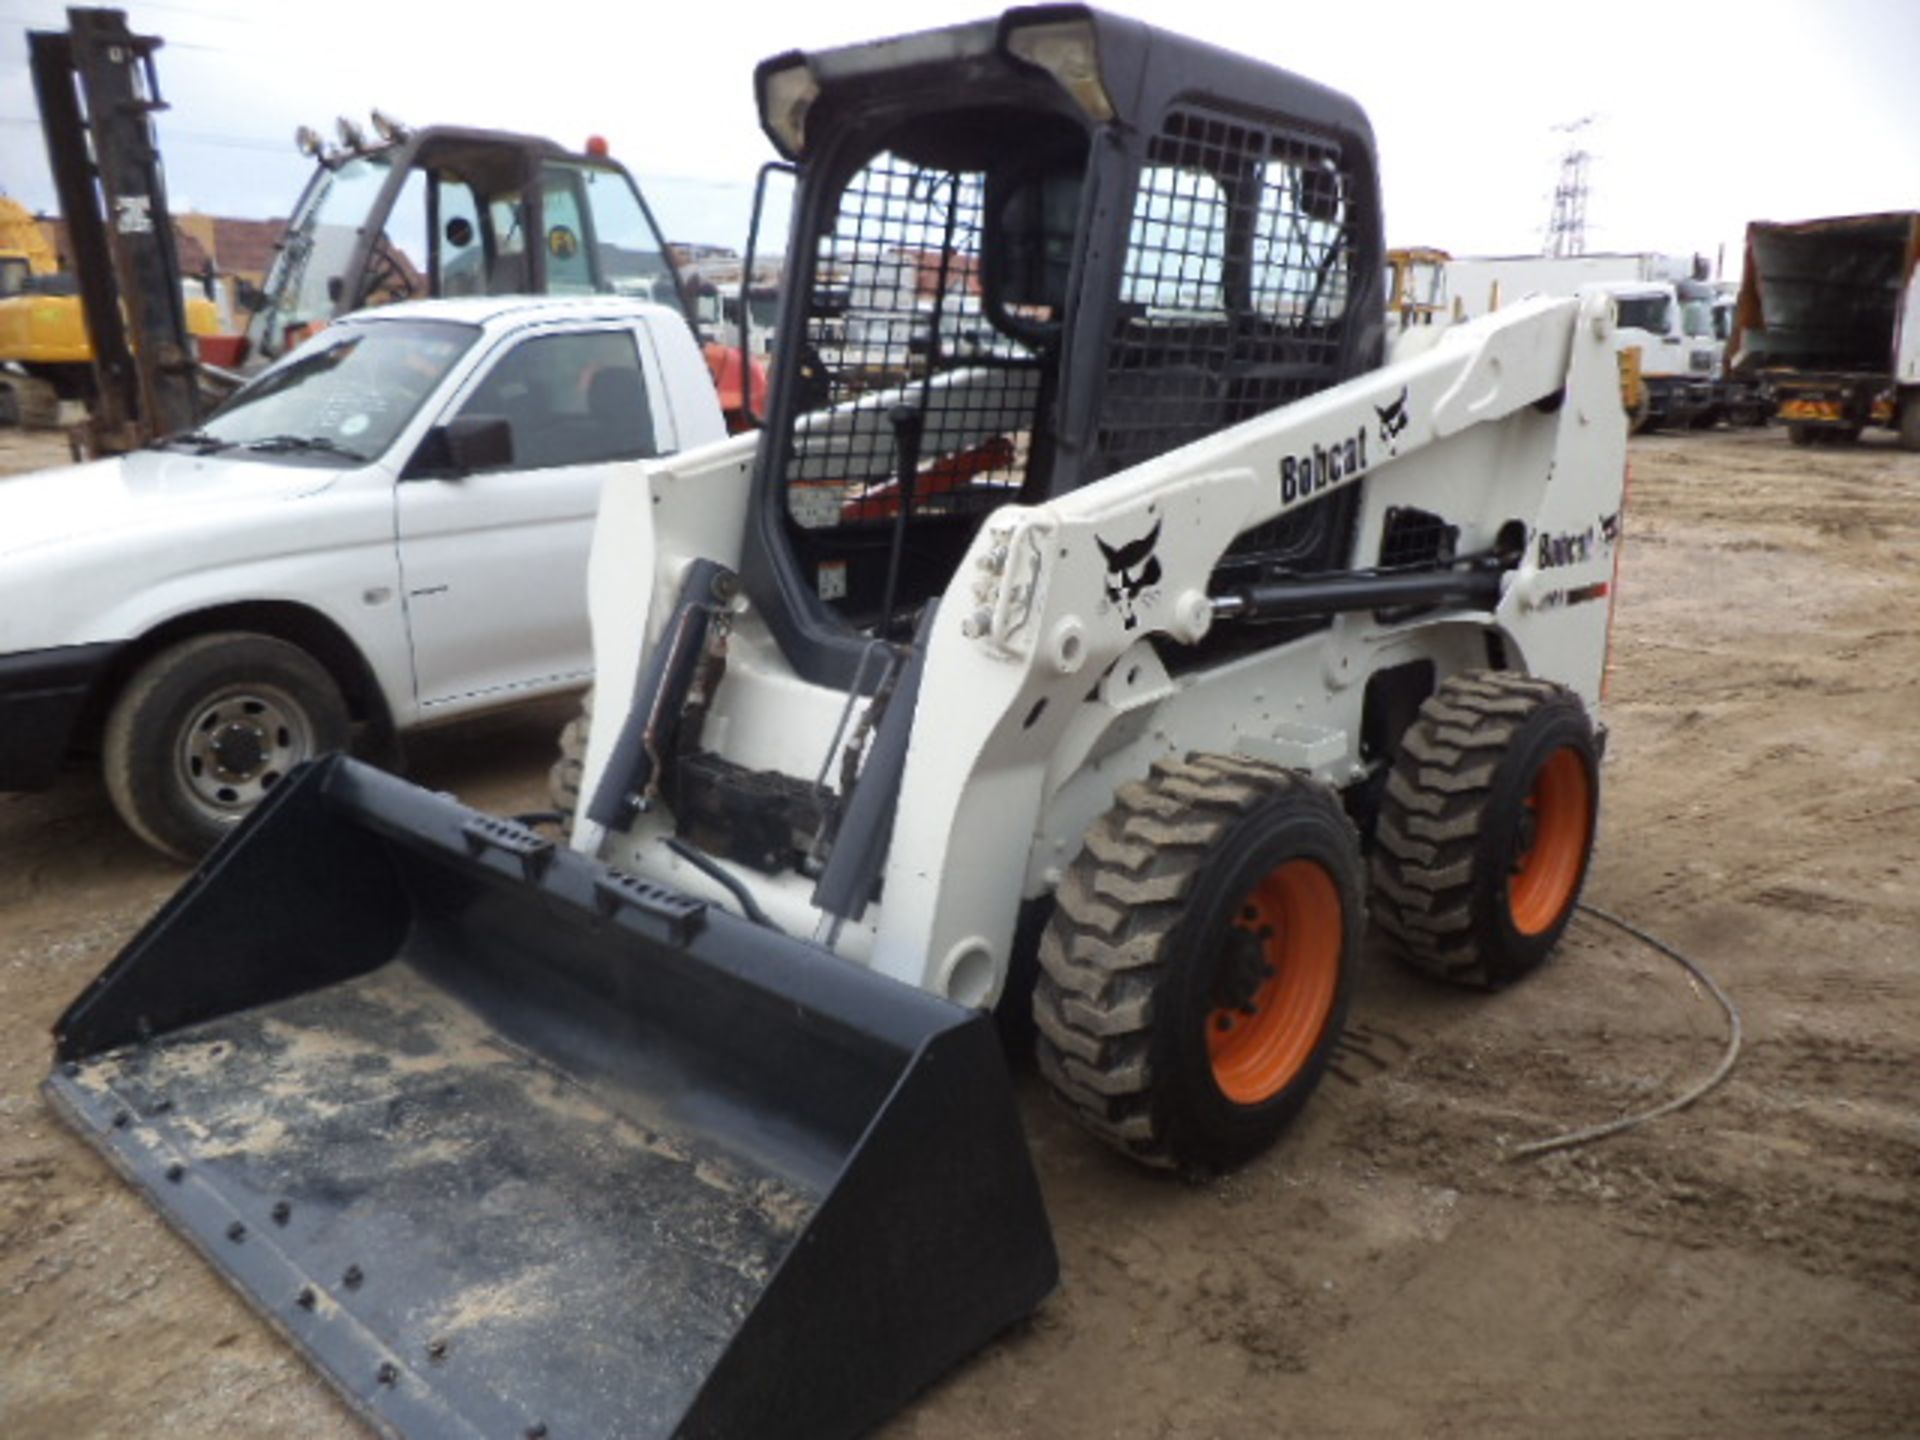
left=1728, top=211, right=1920, bottom=445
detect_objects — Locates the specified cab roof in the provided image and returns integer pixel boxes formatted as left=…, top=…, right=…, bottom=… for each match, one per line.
left=754, top=4, right=1375, bottom=164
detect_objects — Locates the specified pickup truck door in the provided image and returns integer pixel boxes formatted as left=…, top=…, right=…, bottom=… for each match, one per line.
left=394, top=321, right=677, bottom=708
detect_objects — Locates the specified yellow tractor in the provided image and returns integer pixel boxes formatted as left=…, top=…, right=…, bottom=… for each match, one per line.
left=0, top=195, right=223, bottom=430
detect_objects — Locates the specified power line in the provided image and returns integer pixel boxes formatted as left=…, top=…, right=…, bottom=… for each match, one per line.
left=0, top=111, right=299, bottom=155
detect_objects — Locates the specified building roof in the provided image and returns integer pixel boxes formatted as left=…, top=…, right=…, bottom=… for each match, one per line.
left=205, top=216, right=288, bottom=281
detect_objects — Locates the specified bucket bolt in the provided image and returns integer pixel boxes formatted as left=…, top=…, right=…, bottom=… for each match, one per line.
left=376, top=1362, right=398, bottom=1386
left=295, top=1286, right=316, bottom=1311
left=271, top=1200, right=292, bottom=1226
left=343, top=1264, right=364, bottom=1290
left=164, top=1163, right=185, bottom=1183
left=426, top=1339, right=448, bottom=1362
left=227, top=1222, right=246, bottom=1243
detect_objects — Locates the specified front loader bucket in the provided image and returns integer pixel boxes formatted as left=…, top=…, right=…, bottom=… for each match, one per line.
left=45, top=756, right=1056, bottom=1439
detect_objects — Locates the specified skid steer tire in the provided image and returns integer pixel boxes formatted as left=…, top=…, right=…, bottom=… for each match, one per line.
left=103, top=632, right=350, bottom=863
left=1370, top=671, right=1598, bottom=990
left=1034, top=755, right=1362, bottom=1173
left=548, top=686, right=593, bottom=831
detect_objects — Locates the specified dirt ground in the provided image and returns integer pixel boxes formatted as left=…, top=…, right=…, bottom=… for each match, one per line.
left=2, top=423, right=1916, bottom=1436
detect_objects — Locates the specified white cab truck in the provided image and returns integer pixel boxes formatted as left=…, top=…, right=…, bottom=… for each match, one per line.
left=1598, top=278, right=1722, bottom=431
left=0, top=294, right=725, bottom=859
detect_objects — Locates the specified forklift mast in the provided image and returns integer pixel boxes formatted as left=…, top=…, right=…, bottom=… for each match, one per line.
left=29, top=7, right=200, bottom=454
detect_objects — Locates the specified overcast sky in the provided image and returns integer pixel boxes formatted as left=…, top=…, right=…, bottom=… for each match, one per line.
left=3, top=0, right=1916, bottom=277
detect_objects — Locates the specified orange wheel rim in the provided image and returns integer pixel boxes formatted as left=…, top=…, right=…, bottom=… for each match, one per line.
left=1508, top=747, right=1592, bottom=935
left=1206, top=859, right=1342, bottom=1106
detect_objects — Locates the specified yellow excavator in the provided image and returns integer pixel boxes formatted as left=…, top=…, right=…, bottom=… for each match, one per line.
left=0, top=194, right=71, bottom=427
left=0, top=193, right=222, bottom=431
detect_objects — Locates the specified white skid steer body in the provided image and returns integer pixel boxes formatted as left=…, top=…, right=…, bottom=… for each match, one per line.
left=576, top=290, right=1627, bottom=1010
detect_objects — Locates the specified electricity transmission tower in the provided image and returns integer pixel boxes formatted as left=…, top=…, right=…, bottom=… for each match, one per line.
left=1543, top=115, right=1596, bottom=258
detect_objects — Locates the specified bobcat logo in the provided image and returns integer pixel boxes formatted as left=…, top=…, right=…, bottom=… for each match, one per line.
left=1096, top=521, right=1163, bottom=631
left=1376, top=386, right=1410, bottom=447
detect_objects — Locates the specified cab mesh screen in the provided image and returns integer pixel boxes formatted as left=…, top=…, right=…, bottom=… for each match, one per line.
left=1099, top=109, right=1360, bottom=563
left=788, top=155, right=1047, bottom=533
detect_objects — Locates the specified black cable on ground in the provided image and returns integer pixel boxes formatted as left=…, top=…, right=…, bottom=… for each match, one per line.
left=1508, top=902, right=1743, bottom=1161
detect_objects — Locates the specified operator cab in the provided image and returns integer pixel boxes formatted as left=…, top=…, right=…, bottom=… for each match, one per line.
left=247, top=123, right=688, bottom=366
left=743, top=7, right=1384, bottom=688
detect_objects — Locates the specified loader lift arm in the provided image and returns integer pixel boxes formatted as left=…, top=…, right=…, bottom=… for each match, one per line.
left=862, top=291, right=1625, bottom=995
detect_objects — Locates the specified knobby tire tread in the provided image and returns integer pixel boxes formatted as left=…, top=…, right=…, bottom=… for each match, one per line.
left=1034, top=754, right=1334, bottom=1168
left=1369, top=670, right=1581, bottom=987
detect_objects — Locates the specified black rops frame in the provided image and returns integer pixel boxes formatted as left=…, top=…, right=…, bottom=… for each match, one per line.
left=736, top=160, right=799, bottom=422
left=740, top=5, right=1387, bottom=693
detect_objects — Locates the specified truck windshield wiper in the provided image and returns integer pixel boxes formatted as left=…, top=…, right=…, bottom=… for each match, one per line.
left=243, top=433, right=367, bottom=462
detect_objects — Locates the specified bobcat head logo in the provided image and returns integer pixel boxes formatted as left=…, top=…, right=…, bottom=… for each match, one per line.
left=1376, top=386, right=1410, bottom=447
left=1096, top=521, right=1163, bottom=631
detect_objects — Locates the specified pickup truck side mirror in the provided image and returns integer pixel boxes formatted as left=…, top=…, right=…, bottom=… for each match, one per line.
left=404, top=415, right=514, bottom=479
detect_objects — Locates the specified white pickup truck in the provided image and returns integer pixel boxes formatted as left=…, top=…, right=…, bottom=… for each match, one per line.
left=0, top=295, right=726, bottom=859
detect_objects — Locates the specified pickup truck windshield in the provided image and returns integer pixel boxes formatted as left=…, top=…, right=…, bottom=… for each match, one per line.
left=191, top=320, right=479, bottom=461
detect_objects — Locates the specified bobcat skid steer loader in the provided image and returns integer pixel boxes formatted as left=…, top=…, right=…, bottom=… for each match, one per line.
left=46, top=8, right=1627, bottom=1438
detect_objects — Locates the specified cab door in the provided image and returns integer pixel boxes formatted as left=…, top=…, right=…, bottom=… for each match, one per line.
left=395, top=321, right=676, bottom=708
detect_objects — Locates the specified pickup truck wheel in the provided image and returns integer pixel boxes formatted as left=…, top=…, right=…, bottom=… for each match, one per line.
left=103, top=632, right=350, bottom=863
